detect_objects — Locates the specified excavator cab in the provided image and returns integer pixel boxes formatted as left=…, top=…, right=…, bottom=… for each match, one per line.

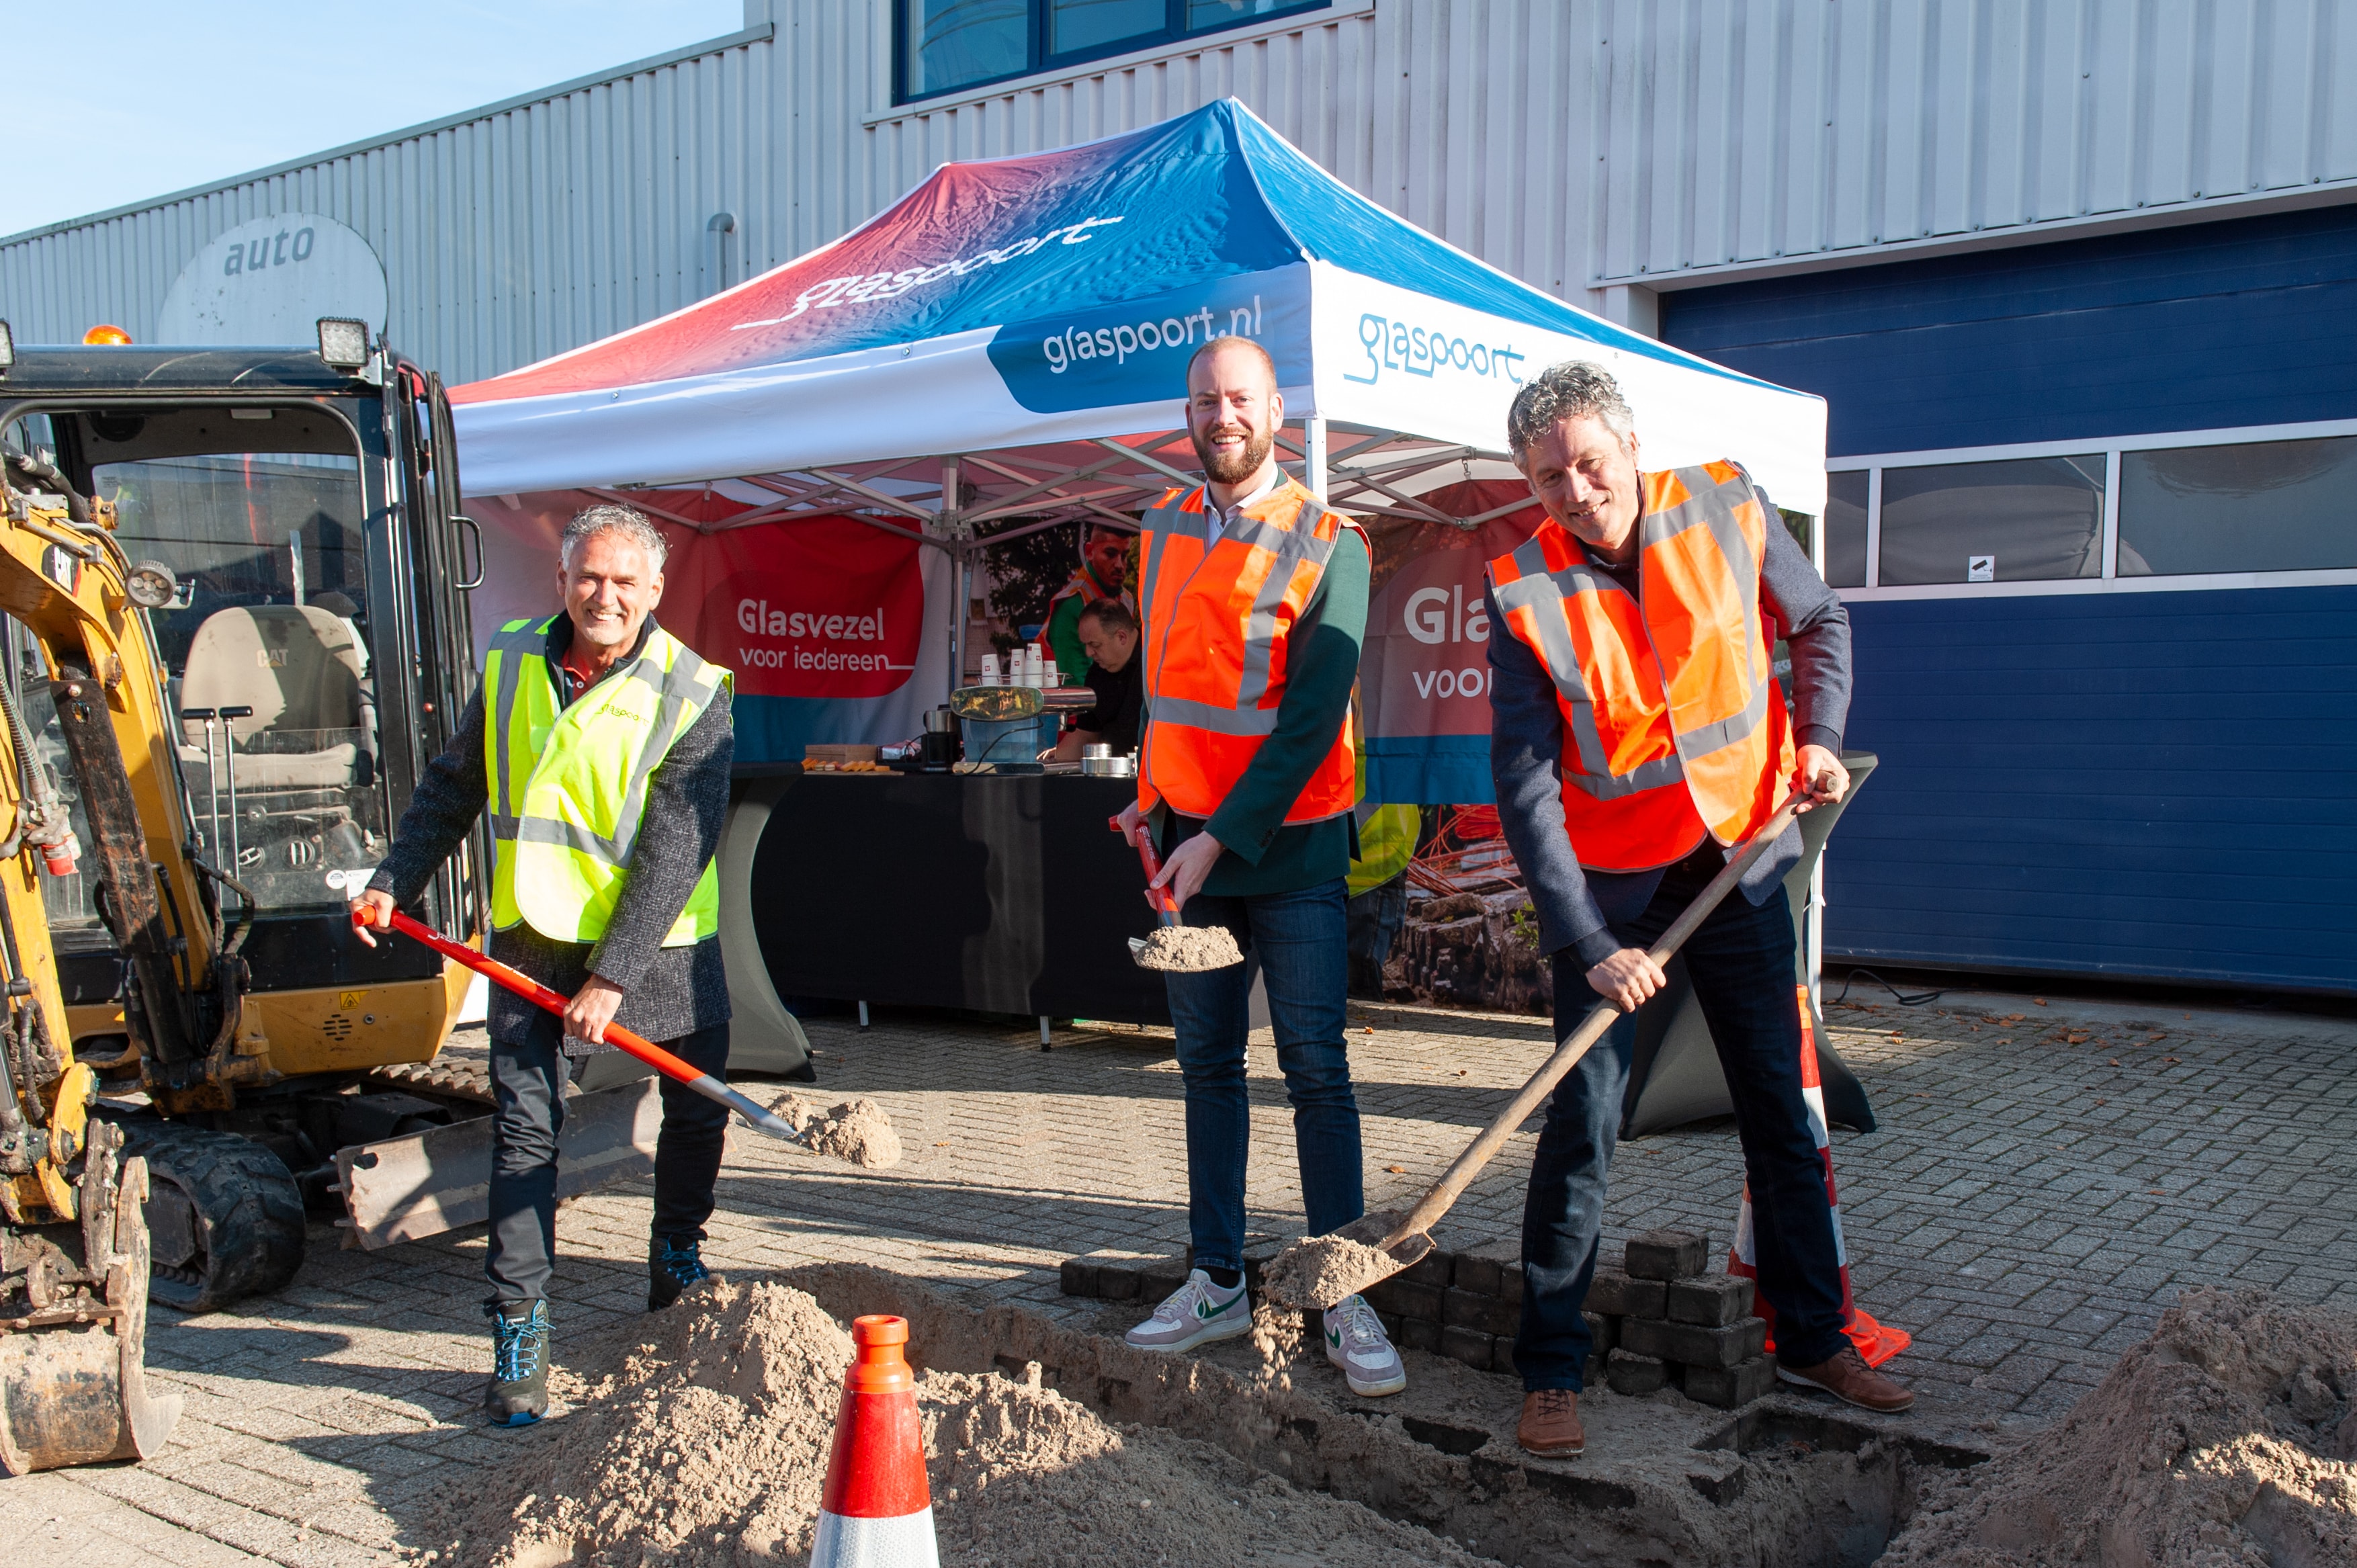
left=0, top=331, right=526, bottom=1472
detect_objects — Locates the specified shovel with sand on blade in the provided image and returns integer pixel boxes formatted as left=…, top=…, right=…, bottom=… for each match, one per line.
left=1110, top=815, right=1244, bottom=973
left=1260, top=794, right=1813, bottom=1312
left=354, top=907, right=900, bottom=1168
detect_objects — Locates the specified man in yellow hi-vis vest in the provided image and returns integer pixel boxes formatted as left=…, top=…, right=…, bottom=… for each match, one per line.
left=351, top=503, right=733, bottom=1428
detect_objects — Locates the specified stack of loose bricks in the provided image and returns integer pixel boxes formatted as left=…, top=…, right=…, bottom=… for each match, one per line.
left=1058, top=1223, right=1774, bottom=1410
left=1588, top=1227, right=1776, bottom=1409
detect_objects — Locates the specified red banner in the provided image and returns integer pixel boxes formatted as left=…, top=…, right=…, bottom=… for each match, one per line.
left=672, top=516, right=926, bottom=699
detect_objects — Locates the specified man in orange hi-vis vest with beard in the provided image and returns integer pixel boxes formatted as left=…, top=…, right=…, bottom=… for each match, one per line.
left=1112, top=336, right=1406, bottom=1401
left=1486, top=362, right=1910, bottom=1460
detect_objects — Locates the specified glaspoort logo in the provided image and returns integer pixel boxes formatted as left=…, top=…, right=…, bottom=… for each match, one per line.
left=729, top=216, right=1127, bottom=330
left=1041, top=296, right=1262, bottom=374
left=1343, top=311, right=1527, bottom=388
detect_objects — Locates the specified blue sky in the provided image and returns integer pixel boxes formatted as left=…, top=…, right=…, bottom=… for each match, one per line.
left=2, top=1, right=743, bottom=236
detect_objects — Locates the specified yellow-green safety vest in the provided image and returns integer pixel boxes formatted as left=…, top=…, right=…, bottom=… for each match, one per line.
left=1347, top=802, right=1420, bottom=898
left=482, top=616, right=732, bottom=947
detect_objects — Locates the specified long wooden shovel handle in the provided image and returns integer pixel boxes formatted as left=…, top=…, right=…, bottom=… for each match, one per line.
left=1379, top=795, right=1809, bottom=1254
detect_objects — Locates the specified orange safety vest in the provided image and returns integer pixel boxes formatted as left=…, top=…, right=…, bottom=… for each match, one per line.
left=1047, top=564, right=1135, bottom=615
left=1137, top=478, right=1359, bottom=825
left=1486, top=461, right=1796, bottom=873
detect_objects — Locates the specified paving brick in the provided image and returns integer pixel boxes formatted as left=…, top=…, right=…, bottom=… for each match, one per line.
left=1625, top=1228, right=1710, bottom=1280
left=1585, top=1267, right=1667, bottom=1318
left=1683, top=1355, right=1777, bottom=1409
left=1604, top=1348, right=1670, bottom=1396
left=1441, top=1286, right=1522, bottom=1339
left=1619, top=1315, right=1769, bottom=1370
left=1364, top=1278, right=1442, bottom=1321
left=1440, top=1325, right=1494, bottom=1370
left=1584, top=1311, right=1619, bottom=1354
left=1454, top=1254, right=1503, bottom=1296
left=1666, top=1274, right=1756, bottom=1326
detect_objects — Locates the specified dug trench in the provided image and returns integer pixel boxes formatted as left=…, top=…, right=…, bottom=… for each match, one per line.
left=417, top=1262, right=1995, bottom=1567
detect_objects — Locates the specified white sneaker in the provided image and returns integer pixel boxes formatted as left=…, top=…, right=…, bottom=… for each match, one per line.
left=1124, top=1268, right=1254, bottom=1353
left=1324, top=1293, right=1407, bottom=1396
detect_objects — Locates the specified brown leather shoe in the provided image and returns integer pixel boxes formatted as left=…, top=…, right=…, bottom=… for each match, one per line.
left=1777, top=1346, right=1914, bottom=1412
left=1517, top=1389, right=1585, bottom=1456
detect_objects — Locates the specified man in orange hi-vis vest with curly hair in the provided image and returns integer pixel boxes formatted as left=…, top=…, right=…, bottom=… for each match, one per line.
left=1487, top=361, right=1910, bottom=1461
left=1111, top=335, right=1406, bottom=1401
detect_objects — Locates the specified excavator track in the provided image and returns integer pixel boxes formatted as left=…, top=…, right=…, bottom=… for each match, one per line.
left=123, top=1123, right=306, bottom=1315
left=368, top=1056, right=498, bottom=1106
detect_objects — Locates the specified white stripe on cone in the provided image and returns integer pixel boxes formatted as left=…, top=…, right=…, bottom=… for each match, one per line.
left=812, top=1506, right=940, bottom=1567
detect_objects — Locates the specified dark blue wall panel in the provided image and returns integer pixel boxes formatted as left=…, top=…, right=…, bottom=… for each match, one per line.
left=1830, top=587, right=2357, bottom=992
left=1662, top=203, right=2357, bottom=457
left=1662, top=210, right=2357, bottom=991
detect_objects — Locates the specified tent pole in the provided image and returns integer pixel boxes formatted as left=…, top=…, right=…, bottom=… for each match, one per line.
left=942, top=455, right=963, bottom=699
left=1305, top=415, right=1328, bottom=503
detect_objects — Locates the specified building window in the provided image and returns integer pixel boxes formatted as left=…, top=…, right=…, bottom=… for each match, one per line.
left=1877, top=455, right=2106, bottom=586
left=2119, top=435, right=2357, bottom=576
left=1822, top=470, right=1869, bottom=587
left=898, top=0, right=1330, bottom=103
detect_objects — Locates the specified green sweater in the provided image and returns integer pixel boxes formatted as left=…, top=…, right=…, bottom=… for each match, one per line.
left=1152, top=525, right=1369, bottom=898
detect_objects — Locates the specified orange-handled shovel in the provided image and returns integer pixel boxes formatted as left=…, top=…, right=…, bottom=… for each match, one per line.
left=355, top=906, right=816, bottom=1149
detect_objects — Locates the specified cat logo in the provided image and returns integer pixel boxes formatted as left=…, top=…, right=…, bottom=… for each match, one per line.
left=254, top=647, right=289, bottom=668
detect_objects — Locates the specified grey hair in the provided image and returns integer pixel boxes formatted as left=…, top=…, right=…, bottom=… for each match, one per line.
left=1506, top=361, right=1637, bottom=463
left=561, top=503, right=667, bottom=571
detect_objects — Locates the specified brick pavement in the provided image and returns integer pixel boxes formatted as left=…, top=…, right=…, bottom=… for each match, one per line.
left=9, top=986, right=2355, bottom=1563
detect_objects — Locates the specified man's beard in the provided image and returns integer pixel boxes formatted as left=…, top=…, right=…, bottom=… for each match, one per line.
left=1194, top=421, right=1274, bottom=486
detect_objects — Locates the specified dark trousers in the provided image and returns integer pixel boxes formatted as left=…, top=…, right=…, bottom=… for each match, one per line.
left=1163, top=877, right=1363, bottom=1274
left=1514, top=848, right=1848, bottom=1390
left=484, top=1012, right=733, bottom=1309
left=1345, top=871, right=1409, bottom=998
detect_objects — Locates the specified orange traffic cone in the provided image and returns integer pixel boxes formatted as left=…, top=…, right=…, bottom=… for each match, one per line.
left=1728, top=986, right=1912, bottom=1368
left=812, top=1314, right=940, bottom=1567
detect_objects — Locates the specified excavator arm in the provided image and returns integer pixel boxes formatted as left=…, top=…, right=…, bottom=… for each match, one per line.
left=0, top=470, right=188, bottom=1472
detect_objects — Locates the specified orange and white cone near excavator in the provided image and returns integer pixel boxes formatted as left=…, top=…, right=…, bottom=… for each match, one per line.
left=811, top=1315, right=940, bottom=1568
left=1728, top=986, right=1912, bottom=1368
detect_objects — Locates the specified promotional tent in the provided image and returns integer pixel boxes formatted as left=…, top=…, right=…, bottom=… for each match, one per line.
left=451, top=98, right=1827, bottom=790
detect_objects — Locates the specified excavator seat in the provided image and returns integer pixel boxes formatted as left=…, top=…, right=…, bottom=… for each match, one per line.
left=178, top=605, right=370, bottom=791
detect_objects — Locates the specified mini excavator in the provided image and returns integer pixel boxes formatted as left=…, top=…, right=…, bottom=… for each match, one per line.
left=0, top=322, right=675, bottom=1473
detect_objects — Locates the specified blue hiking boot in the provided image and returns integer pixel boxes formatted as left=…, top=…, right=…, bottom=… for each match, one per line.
left=485, top=1300, right=550, bottom=1426
left=648, top=1233, right=712, bottom=1311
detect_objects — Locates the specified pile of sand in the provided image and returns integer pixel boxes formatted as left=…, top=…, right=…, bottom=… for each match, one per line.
left=1131, top=924, right=1244, bottom=972
left=1882, top=1287, right=2357, bottom=1567
left=1260, top=1233, right=1401, bottom=1311
left=413, top=1276, right=1484, bottom=1567
left=766, top=1092, right=902, bottom=1169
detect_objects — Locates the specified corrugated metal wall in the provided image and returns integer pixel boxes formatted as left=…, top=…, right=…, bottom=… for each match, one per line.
left=3, top=1, right=2354, bottom=386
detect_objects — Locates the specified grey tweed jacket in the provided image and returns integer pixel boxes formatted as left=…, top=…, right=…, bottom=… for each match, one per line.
left=367, top=613, right=734, bottom=1045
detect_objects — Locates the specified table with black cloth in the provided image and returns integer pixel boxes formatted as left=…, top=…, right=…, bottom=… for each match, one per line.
left=746, top=771, right=1171, bottom=1025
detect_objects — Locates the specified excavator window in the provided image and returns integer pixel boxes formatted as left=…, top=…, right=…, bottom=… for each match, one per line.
left=5, top=410, right=389, bottom=928
left=99, top=447, right=385, bottom=914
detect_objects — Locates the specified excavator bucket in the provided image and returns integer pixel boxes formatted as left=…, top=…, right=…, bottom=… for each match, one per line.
left=336, top=1074, right=662, bottom=1250
left=1, top=1129, right=183, bottom=1475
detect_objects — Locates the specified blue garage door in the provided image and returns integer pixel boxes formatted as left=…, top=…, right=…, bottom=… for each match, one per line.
left=1664, top=204, right=2357, bottom=994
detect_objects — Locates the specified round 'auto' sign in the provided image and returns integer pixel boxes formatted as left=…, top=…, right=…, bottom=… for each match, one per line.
left=156, top=213, right=388, bottom=346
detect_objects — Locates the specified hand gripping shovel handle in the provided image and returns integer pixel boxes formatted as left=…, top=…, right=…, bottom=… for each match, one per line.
left=356, top=907, right=812, bottom=1147
left=1109, top=814, right=1181, bottom=925
left=1379, top=795, right=1810, bottom=1256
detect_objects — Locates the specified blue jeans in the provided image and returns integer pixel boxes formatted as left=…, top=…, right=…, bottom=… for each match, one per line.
left=1516, top=848, right=1848, bottom=1390
left=1163, top=878, right=1363, bottom=1274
